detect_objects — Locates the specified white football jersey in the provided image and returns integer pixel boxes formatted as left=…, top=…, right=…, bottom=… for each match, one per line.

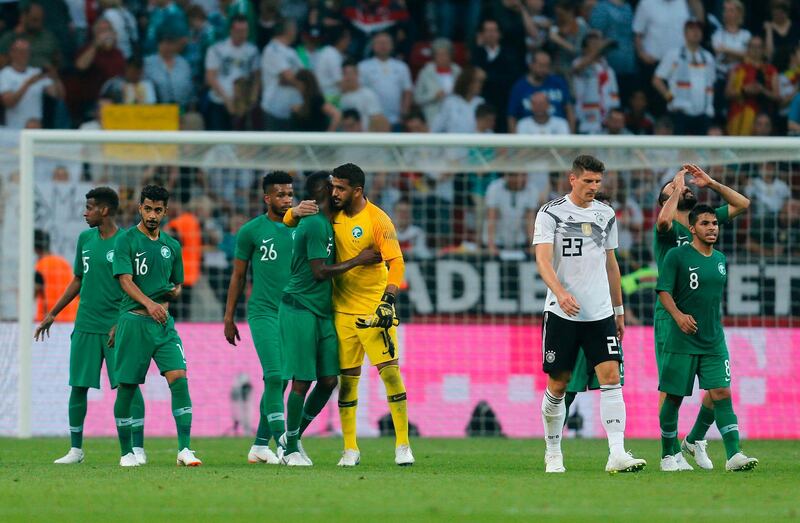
left=532, top=194, right=619, bottom=321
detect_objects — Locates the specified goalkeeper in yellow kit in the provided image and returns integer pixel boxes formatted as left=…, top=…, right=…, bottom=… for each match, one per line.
left=285, top=163, right=413, bottom=467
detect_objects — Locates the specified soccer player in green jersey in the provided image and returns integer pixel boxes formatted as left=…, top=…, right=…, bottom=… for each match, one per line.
left=656, top=204, right=758, bottom=472
left=654, top=164, right=749, bottom=470
left=279, top=171, right=381, bottom=466
left=34, top=187, right=147, bottom=465
left=112, top=185, right=201, bottom=467
left=223, top=171, right=304, bottom=464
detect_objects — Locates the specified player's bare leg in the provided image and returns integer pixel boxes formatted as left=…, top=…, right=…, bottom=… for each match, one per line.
left=542, top=372, right=569, bottom=473
left=596, top=361, right=646, bottom=473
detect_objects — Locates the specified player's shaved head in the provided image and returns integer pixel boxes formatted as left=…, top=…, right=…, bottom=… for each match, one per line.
left=305, top=170, right=332, bottom=203
left=86, top=186, right=119, bottom=215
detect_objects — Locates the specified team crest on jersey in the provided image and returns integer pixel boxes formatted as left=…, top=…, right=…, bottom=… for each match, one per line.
left=161, top=246, right=171, bottom=259
left=545, top=350, right=556, bottom=364
left=352, top=226, right=363, bottom=239
left=581, top=223, right=593, bottom=236
left=718, top=263, right=726, bottom=275
left=106, top=250, right=114, bottom=262
left=594, top=212, right=606, bottom=226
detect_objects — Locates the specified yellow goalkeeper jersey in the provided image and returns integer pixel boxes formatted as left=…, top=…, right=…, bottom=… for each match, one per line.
left=332, top=200, right=402, bottom=315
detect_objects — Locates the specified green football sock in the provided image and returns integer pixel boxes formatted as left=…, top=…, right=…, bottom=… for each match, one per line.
left=712, top=397, right=740, bottom=459
left=299, top=382, right=335, bottom=437
left=113, top=384, right=137, bottom=456
left=686, top=404, right=715, bottom=444
left=68, top=387, right=88, bottom=449
left=131, top=386, right=145, bottom=448
left=253, top=388, right=272, bottom=446
left=659, top=398, right=680, bottom=458
left=285, top=390, right=306, bottom=454
left=169, top=378, right=193, bottom=451
left=264, top=375, right=286, bottom=446
left=563, top=392, right=577, bottom=427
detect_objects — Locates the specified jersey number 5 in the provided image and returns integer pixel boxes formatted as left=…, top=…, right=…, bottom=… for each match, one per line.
left=562, top=237, right=583, bottom=257
left=82, top=256, right=89, bottom=273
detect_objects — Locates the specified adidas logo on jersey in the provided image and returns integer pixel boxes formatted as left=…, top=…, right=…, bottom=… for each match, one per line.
left=567, top=215, right=575, bottom=221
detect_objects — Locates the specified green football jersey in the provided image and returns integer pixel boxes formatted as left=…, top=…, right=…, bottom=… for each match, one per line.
left=655, top=243, right=727, bottom=354
left=113, top=226, right=184, bottom=314
left=72, top=227, right=124, bottom=333
left=234, top=214, right=293, bottom=317
left=283, top=213, right=335, bottom=318
left=653, top=205, right=729, bottom=318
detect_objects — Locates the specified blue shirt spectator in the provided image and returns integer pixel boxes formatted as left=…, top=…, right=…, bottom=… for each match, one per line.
left=144, top=35, right=194, bottom=108
left=507, top=51, right=573, bottom=130
left=143, top=0, right=189, bottom=56
left=788, top=92, right=800, bottom=135
left=589, top=0, right=636, bottom=76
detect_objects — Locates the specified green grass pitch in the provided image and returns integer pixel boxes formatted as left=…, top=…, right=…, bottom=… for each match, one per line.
left=1, top=437, right=798, bottom=522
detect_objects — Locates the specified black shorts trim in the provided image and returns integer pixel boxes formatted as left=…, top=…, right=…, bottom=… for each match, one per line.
left=541, top=312, right=622, bottom=375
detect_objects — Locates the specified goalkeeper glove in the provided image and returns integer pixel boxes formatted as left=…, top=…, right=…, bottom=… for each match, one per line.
left=355, top=293, right=397, bottom=329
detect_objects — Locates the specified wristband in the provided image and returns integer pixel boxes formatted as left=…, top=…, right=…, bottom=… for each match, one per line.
left=381, top=292, right=396, bottom=305
left=614, top=305, right=624, bottom=316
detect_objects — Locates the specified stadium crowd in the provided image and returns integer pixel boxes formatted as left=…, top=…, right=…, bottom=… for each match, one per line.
left=6, top=0, right=797, bottom=321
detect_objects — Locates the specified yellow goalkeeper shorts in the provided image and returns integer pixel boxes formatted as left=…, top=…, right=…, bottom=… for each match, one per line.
left=335, top=312, right=400, bottom=370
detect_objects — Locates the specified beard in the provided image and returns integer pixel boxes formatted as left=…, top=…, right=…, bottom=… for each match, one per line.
left=677, top=194, right=698, bottom=211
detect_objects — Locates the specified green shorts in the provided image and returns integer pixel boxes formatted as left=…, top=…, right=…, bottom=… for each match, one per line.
left=278, top=301, right=339, bottom=382
left=114, top=312, right=186, bottom=384
left=658, top=349, right=731, bottom=397
left=249, top=314, right=282, bottom=378
left=654, top=313, right=672, bottom=377
left=70, top=330, right=117, bottom=389
left=566, top=347, right=625, bottom=393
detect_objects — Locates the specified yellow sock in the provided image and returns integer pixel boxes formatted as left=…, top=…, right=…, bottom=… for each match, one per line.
left=379, top=365, right=409, bottom=447
left=338, top=375, right=360, bottom=451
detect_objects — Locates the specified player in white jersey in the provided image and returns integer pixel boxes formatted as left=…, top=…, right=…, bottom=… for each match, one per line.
left=533, top=155, right=647, bottom=474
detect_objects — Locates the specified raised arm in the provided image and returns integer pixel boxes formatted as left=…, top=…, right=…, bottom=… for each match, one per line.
left=685, top=163, right=750, bottom=218
left=656, top=169, right=687, bottom=232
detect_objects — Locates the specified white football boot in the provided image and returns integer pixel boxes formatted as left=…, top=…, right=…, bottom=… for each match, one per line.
left=725, top=452, right=758, bottom=471
left=133, top=447, right=147, bottom=465
left=395, top=445, right=415, bottom=466
left=544, top=452, right=566, bottom=473
left=337, top=449, right=361, bottom=467
left=248, top=445, right=280, bottom=464
left=54, top=448, right=84, bottom=464
left=282, top=452, right=311, bottom=466
left=660, top=454, right=680, bottom=471
left=176, top=448, right=202, bottom=467
left=278, top=433, right=312, bottom=465
left=119, top=453, right=140, bottom=467
left=681, top=439, right=713, bottom=470
left=674, top=452, right=694, bottom=471
left=606, top=451, right=647, bottom=473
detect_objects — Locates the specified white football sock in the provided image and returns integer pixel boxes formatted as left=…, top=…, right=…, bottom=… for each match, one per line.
left=600, top=384, right=626, bottom=456
left=541, top=388, right=566, bottom=454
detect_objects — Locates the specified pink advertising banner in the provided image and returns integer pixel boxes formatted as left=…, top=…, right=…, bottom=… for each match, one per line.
left=78, top=324, right=800, bottom=439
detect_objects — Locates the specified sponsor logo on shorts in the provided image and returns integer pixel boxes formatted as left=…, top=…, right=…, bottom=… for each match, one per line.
left=545, top=350, right=556, bottom=363
left=352, top=226, right=363, bottom=239
left=161, top=246, right=171, bottom=259
left=106, top=250, right=114, bottom=262
left=718, top=262, right=726, bottom=275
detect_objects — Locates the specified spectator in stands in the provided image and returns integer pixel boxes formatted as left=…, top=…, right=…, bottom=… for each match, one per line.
left=414, top=38, right=461, bottom=126
left=290, top=69, right=341, bottom=132
left=339, top=59, right=385, bottom=130
left=572, top=32, right=619, bottom=134
left=185, top=4, right=224, bottom=85
left=100, top=0, right=139, bottom=59
left=752, top=112, right=774, bottom=136
left=519, top=0, right=551, bottom=56
left=746, top=161, right=791, bottom=217
left=789, top=91, right=800, bottom=134
left=340, top=108, right=362, bottom=132
left=589, top=0, right=636, bottom=103
left=342, top=0, right=409, bottom=57
left=431, top=66, right=485, bottom=134
left=472, top=18, right=521, bottom=133
left=763, top=0, right=799, bottom=72
left=711, top=0, right=750, bottom=97
left=0, top=2, right=61, bottom=69
left=484, top=171, right=539, bottom=257
left=255, top=0, right=281, bottom=50
left=71, top=19, right=125, bottom=123
left=205, top=15, right=260, bottom=131
left=260, top=18, right=302, bottom=131
left=745, top=198, right=800, bottom=258
left=358, top=31, right=412, bottom=130
left=625, top=90, right=655, bottom=134
left=435, top=0, right=481, bottom=44
left=33, top=229, right=77, bottom=322
left=725, top=35, right=780, bottom=136
left=603, top=107, right=631, bottom=135
left=394, top=199, right=433, bottom=260
left=313, top=26, right=350, bottom=100
left=165, top=201, right=202, bottom=320
left=777, top=43, right=800, bottom=133
left=507, top=50, right=574, bottom=132
left=144, top=31, right=194, bottom=109
left=100, top=56, right=157, bottom=104
left=0, top=38, right=63, bottom=129
left=143, top=0, right=189, bottom=56
left=548, top=0, right=590, bottom=77
left=653, top=20, right=715, bottom=135
left=515, top=91, right=571, bottom=135
left=487, top=0, right=530, bottom=61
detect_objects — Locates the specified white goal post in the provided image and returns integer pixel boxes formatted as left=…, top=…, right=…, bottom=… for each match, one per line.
left=12, top=130, right=800, bottom=438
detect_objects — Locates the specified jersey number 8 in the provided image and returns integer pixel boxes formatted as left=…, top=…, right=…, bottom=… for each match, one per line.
left=562, top=237, right=583, bottom=257
left=689, top=272, right=699, bottom=289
